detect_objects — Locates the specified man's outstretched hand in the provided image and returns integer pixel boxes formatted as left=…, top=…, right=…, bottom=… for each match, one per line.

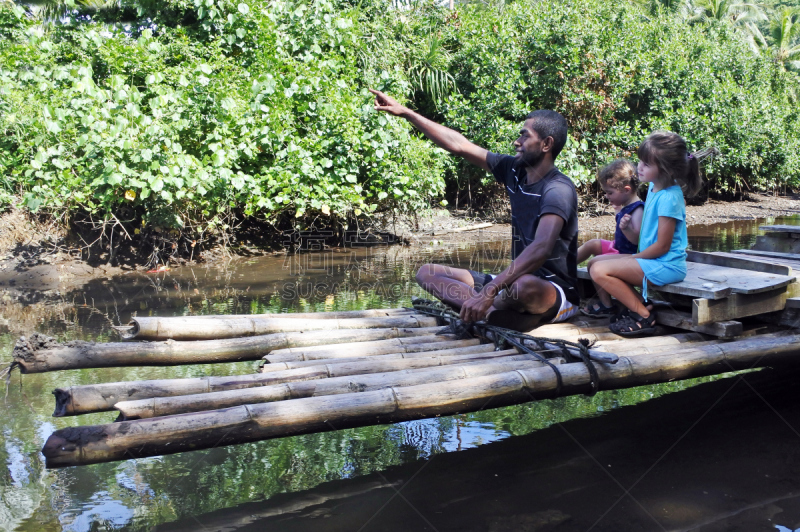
left=369, top=89, right=407, bottom=117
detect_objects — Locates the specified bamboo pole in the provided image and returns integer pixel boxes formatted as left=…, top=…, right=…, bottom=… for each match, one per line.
left=185, top=308, right=413, bottom=319
left=598, top=340, right=722, bottom=356
left=302, top=349, right=527, bottom=376
left=263, top=336, right=479, bottom=364
left=261, top=342, right=494, bottom=371
left=527, top=322, right=605, bottom=335
left=593, top=332, right=708, bottom=351
left=42, top=334, right=800, bottom=467
left=121, top=315, right=438, bottom=341
left=477, top=329, right=619, bottom=364
left=14, top=327, right=446, bottom=373
left=595, top=330, right=792, bottom=354
left=52, top=345, right=518, bottom=416
left=115, top=353, right=561, bottom=420
left=264, top=338, right=484, bottom=363
left=529, top=326, right=671, bottom=344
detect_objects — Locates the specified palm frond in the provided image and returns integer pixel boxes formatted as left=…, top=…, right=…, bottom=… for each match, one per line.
left=16, top=0, right=121, bottom=22
left=408, top=34, right=457, bottom=107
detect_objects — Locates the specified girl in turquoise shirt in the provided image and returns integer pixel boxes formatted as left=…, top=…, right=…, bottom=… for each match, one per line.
left=588, top=131, right=704, bottom=337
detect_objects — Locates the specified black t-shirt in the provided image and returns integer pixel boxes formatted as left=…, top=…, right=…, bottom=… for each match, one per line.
left=487, top=152, right=579, bottom=303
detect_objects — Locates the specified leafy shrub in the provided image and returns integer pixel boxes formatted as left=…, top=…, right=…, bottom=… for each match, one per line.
left=439, top=0, right=800, bottom=196
left=1, top=0, right=799, bottom=257
left=0, top=0, right=448, bottom=239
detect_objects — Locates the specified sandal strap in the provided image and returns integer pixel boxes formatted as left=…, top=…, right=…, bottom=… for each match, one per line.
left=628, top=311, right=656, bottom=327
left=609, top=311, right=655, bottom=333
left=609, top=315, right=638, bottom=333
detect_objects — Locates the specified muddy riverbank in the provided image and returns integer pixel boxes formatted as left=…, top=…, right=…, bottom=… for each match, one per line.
left=2, top=193, right=800, bottom=295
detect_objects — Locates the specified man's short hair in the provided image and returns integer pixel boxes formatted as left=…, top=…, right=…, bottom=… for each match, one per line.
left=525, top=110, right=568, bottom=159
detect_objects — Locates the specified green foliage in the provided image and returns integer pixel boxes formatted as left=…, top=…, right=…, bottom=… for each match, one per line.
left=767, top=8, right=800, bottom=70
left=2, top=0, right=800, bottom=243
left=687, top=0, right=766, bottom=25
left=0, top=0, right=448, bottom=235
left=440, top=0, right=800, bottom=194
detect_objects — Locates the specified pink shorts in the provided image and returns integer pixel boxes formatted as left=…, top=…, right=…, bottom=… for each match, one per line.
left=600, top=239, right=619, bottom=255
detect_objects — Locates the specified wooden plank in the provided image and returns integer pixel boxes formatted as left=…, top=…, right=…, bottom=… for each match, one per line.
left=655, top=307, right=743, bottom=337
left=689, top=250, right=792, bottom=276
left=579, top=261, right=794, bottom=299
left=759, top=225, right=800, bottom=234
left=751, top=234, right=800, bottom=254
left=578, top=266, right=730, bottom=299
left=711, top=251, right=800, bottom=274
left=731, top=249, right=800, bottom=264
left=785, top=297, right=800, bottom=309
left=692, top=287, right=788, bottom=326
left=779, top=308, right=800, bottom=327
left=685, top=262, right=794, bottom=295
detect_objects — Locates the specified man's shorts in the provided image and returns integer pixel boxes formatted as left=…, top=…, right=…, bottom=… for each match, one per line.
left=465, top=268, right=578, bottom=324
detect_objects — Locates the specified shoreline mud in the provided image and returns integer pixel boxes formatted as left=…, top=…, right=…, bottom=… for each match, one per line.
left=1, top=193, right=798, bottom=295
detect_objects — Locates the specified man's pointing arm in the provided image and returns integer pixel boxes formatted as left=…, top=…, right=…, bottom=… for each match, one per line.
left=369, top=89, right=490, bottom=172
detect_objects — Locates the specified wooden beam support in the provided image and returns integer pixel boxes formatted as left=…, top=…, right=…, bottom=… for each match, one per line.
left=655, top=307, right=742, bottom=338
left=785, top=297, right=800, bottom=309
left=692, top=287, right=788, bottom=326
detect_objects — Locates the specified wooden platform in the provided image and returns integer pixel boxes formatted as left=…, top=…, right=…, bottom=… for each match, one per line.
left=31, top=305, right=800, bottom=468
left=578, top=251, right=798, bottom=337
left=743, top=225, right=800, bottom=255
left=759, top=224, right=800, bottom=235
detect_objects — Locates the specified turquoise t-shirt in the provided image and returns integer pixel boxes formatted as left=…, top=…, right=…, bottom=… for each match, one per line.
left=638, top=183, right=687, bottom=265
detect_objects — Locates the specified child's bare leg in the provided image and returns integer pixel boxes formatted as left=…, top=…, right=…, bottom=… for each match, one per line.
left=583, top=254, right=617, bottom=312
left=593, top=282, right=613, bottom=307
left=589, top=258, right=650, bottom=318
left=577, top=239, right=603, bottom=264
left=632, top=288, right=653, bottom=312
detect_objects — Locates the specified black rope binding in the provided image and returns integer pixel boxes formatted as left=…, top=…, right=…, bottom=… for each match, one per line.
left=411, top=297, right=602, bottom=396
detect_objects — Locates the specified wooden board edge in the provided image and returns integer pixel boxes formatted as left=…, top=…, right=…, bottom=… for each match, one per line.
left=689, top=250, right=792, bottom=276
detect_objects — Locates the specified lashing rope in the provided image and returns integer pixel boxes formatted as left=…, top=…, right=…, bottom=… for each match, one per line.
left=411, top=298, right=601, bottom=396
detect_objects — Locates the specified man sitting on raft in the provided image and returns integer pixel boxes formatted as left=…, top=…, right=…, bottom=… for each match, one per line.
left=370, top=89, right=580, bottom=330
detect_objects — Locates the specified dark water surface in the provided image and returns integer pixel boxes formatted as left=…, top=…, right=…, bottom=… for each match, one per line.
left=1, top=217, right=799, bottom=531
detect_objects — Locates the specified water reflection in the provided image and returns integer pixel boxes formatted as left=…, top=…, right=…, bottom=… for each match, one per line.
left=0, top=219, right=799, bottom=531
left=157, top=366, right=800, bottom=532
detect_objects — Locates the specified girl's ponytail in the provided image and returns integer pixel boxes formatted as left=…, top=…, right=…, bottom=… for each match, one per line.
left=686, top=147, right=720, bottom=198
left=686, top=153, right=701, bottom=198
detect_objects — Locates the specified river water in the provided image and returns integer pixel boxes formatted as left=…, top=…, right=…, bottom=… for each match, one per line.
left=1, top=218, right=799, bottom=531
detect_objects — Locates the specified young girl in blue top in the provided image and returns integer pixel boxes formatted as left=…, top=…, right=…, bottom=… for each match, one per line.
left=589, top=131, right=703, bottom=337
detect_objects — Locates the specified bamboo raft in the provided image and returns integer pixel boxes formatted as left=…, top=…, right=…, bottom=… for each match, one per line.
left=10, top=246, right=800, bottom=469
